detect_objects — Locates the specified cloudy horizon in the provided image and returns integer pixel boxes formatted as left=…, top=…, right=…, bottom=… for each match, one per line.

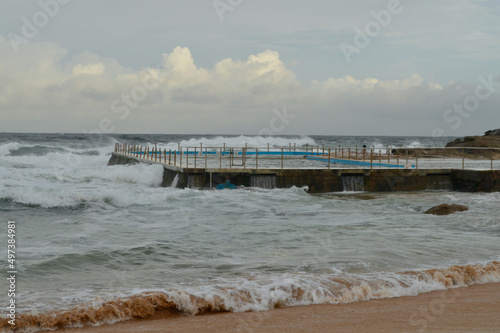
left=1, top=0, right=499, bottom=136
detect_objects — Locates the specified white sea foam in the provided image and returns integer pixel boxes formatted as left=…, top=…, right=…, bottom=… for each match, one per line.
left=8, top=261, right=500, bottom=330
left=2, top=134, right=500, bottom=332
left=0, top=161, right=165, bottom=207
left=0, top=141, right=23, bottom=156
left=150, top=135, right=317, bottom=151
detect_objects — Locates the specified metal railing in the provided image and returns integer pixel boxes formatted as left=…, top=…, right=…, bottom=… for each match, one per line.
left=113, top=143, right=500, bottom=171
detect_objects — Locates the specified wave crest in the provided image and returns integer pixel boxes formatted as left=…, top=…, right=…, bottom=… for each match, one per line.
left=3, top=262, right=499, bottom=332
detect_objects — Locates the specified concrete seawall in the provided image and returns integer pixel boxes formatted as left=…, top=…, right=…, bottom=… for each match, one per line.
left=108, top=152, right=500, bottom=193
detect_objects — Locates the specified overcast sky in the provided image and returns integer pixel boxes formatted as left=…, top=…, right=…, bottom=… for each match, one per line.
left=0, top=0, right=499, bottom=136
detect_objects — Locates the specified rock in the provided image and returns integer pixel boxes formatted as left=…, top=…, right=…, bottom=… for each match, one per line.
left=392, top=129, right=500, bottom=159
left=445, top=131, right=500, bottom=149
left=485, top=128, right=500, bottom=136
left=425, top=204, right=469, bottom=216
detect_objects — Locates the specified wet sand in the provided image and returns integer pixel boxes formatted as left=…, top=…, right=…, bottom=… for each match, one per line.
left=59, top=282, right=500, bottom=333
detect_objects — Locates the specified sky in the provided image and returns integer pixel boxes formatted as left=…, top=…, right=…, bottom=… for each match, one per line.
left=0, top=0, right=499, bottom=136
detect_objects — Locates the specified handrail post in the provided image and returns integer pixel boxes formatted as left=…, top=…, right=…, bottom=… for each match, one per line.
left=205, top=147, right=208, bottom=169
left=370, top=149, right=373, bottom=169
left=256, top=148, right=259, bottom=169
left=462, top=148, right=465, bottom=170
left=169, top=149, right=171, bottom=165
left=186, top=147, right=189, bottom=168
left=194, top=147, right=197, bottom=169
left=281, top=148, right=284, bottom=170
left=179, top=147, right=182, bottom=166
left=243, top=147, right=246, bottom=170
left=219, top=147, right=222, bottom=169
left=491, top=148, right=494, bottom=171
left=328, top=148, right=331, bottom=169
left=174, top=150, right=176, bottom=166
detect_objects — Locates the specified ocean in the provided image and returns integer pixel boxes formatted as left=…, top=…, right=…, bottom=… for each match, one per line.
left=1, top=133, right=499, bottom=331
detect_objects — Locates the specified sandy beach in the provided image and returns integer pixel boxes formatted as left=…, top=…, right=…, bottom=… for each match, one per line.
left=57, top=282, right=500, bottom=333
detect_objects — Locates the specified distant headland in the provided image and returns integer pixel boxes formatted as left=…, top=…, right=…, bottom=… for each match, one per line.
left=446, top=128, right=500, bottom=149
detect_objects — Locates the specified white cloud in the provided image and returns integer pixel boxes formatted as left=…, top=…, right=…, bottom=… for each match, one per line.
left=72, top=63, right=105, bottom=76
left=0, top=36, right=498, bottom=136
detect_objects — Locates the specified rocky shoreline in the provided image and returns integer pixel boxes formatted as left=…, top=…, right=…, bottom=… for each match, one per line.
left=445, top=128, right=500, bottom=149
left=394, top=128, right=500, bottom=158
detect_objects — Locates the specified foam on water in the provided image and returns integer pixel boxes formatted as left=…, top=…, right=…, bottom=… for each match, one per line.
left=0, top=133, right=497, bottom=332
left=2, top=262, right=499, bottom=332
left=0, top=141, right=23, bottom=156
left=151, top=135, right=317, bottom=150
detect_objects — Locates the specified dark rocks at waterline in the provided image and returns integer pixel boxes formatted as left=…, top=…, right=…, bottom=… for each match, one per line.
left=425, top=204, right=469, bottom=216
left=485, top=128, right=500, bottom=136
left=445, top=129, right=500, bottom=149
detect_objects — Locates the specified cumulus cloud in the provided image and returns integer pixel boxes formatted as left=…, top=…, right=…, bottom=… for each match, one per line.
left=0, top=35, right=498, bottom=136
left=72, top=63, right=105, bottom=76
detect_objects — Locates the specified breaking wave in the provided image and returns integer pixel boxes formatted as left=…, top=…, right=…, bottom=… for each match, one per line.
left=2, top=262, right=499, bottom=332
left=153, top=135, right=317, bottom=151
